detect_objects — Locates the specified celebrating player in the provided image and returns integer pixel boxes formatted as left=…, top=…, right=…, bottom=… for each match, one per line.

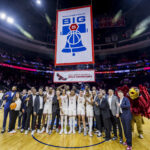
left=77, top=90, right=86, bottom=135
left=59, top=89, right=68, bottom=134
left=85, top=91, right=94, bottom=137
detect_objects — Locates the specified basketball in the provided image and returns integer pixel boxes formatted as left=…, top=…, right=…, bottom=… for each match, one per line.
left=10, top=103, right=17, bottom=110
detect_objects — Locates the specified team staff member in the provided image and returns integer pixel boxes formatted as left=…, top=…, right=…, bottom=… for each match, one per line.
left=49, top=90, right=60, bottom=135
left=1, top=86, right=17, bottom=133
left=31, top=88, right=44, bottom=135
left=94, top=94, right=102, bottom=137
left=31, top=88, right=37, bottom=131
left=24, top=90, right=33, bottom=135
left=118, top=91, right=132, bottom=150
left=99, top=92, right=111, bottom=141
left=9, top=92, right=22, bottom=133
left=19, top=89, right=28, bottom=132
left=107, top=89, right=123, bottom=143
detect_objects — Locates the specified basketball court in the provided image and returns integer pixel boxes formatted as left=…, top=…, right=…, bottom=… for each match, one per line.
left=0, top=109, right=150, bottom=150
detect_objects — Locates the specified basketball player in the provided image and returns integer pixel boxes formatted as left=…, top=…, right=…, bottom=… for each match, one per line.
left=85, top=91, right=94, bottom=137
left=84, top=85, right=91, bottom=95
left=68, top=90, right=77, bottom=134
left=59, top=89, right=68, bottom=134
left=40, top=87, right=54, bottom=133
left=65, top=85, right=70, bottom=96
left=44, top=86, right=49, bottom=95
left=77, top=90, right=86, bottom=136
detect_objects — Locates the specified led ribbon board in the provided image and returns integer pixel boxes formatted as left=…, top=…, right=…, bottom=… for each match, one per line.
left=53, top=70, right=95, bottom=83
left=55, top=5, right=94, bottom=66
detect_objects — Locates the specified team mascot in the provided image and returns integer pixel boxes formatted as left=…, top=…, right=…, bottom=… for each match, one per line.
left=116, top=85, right=150, bottom=139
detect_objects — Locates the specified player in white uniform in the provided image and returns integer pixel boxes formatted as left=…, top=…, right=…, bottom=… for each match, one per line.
left=40, top=87, right=54, bottom=133
left=68, top=90, right=77, bottom=134
left=77, top=90, right=86, bottom=135
left=85, top=91, right=94, bottom=137
left=59, top=89, right=68, bottom=134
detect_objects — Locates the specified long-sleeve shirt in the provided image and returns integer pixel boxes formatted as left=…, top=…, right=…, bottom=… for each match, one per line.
left=15, top=98, right=22, bottom=111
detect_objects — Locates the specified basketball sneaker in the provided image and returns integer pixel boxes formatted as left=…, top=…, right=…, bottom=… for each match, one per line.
left=46, top=127, right=49, bottom=133
left=40, top=127, right=45, bottom=133
left=78, top=127, right=81, bottom=134
left=64, top=129, right=68, bottom=134
left=97, top=131, right=102, bottom=137
left=126, top=146, right=132, bottom=150
left=9, top=130, right=14, bottom=134
left=68, top=129, right=72, bottom=134
left=59, top=129, right=63, bottom=135
left=21, top=129, right=24, bottom=133
left=139, top=134, right=144, bottom=139
left=1, top=129, right=5, bottom=133
left=37, top=129, right=40, bottom=134
left=31, top=130, right=35, bottom=135
left=48, top=130, right=52, bottom=135
left=89, top=131, right=93, bottom=137
left=25, top=130, right=28, bottom=135
left=56, top=128, right=59, bottom=133
left=73, top=129, right=76, bottom=134
left=84, top=129, right=87, bottom=136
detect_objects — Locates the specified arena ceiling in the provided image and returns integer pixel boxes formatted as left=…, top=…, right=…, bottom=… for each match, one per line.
left=0, top=0, right=144, bottom=43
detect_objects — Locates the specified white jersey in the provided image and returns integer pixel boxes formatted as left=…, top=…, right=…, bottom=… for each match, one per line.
left=60, top=95, right=68, bottom=109
left=45, top=93, right=54, bottom=105
left=69, top=95, right=77, bottom=110
left=77, top=96, right=85, bottom=109
left=85, top=96, right=93, bottom=110
left=43, top=93, right=54, bottom=114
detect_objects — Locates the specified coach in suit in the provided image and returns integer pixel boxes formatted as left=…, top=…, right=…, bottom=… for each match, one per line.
left=19, top=89, right=28, bottom=132
left=94, top=94, right=102, bottom=137
left=118, top=90, right=132, bottom=150
left=49, top=90, right=60, bottom=135
left=1, top=86, right=17, bottom=133
left=107, top=89, right=123, bottom=142
left=99, top=92, right=111, bottom=141
left=24, top=90, right=33, bottom=134
left=32, top=88, right=44, bottom=135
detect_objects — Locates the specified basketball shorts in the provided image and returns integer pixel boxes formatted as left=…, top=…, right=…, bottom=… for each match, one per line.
left=60, top=108, right=68, bottom=116
left=86, top=109, right=94, bottom=117
left=43, top=104, right=52, bottom=114
left=77, top=107, right=85, bottom=116
left=68, top=108, right=76, bottom=116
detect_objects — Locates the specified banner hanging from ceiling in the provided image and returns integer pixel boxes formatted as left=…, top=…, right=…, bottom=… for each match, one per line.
left=55, top=5, right=94, bottom=66
left=53, top=70, right=95, bottom=83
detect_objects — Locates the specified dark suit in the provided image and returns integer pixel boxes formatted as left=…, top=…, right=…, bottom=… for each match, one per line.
left=50, top=95, right=60, bottom=130
left=2, top=91, right=16, bottom=130
left=119, top=97, right=132, bottom=146
left=24, top=94, right=33, bottom=130
left=94, top=96, right=102, bottom=132
left=18, top=94, right=28, bottom=129
left=32, top=95, right=44, bottom=130
left=99, top=98, right=111, bottom=140
left=107, top=95, right=123, bottom=139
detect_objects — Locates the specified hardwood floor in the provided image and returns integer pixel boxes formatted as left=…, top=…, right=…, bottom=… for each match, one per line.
left=0, top=109, right=150, bottom=150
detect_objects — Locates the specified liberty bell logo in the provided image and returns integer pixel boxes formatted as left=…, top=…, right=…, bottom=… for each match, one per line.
left=61, top=16, right=87, bottom=56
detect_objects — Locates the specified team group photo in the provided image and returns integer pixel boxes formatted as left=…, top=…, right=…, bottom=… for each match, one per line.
left=0, top=0, right=150, bottom=150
